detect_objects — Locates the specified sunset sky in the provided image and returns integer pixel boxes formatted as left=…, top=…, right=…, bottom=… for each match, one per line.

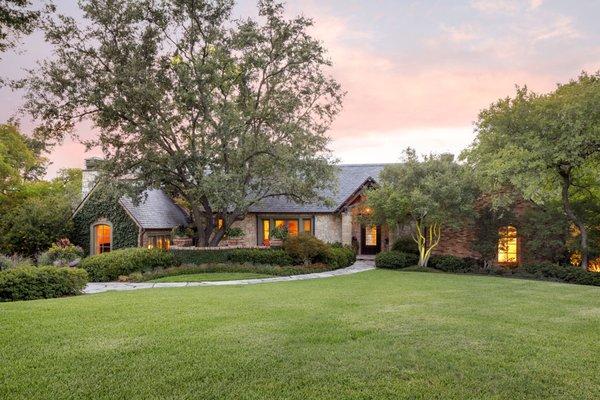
left=1, top=0, right=599, bottom=177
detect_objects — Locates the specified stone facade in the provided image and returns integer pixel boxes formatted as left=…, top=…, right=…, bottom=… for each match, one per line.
left=315, top=214, right=342, bottom=244
left=228, top=214, right=258, bottom=247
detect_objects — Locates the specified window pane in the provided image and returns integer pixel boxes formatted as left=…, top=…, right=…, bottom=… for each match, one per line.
left=95, top=224, right=111, bottom=254
left=287, top=220, right=299, bottom=236
left=275, top=219, right=285, bottom=228
left=498, top=226, right=518, bottom=263
left=303, top=219, right=312, bottom=234
left=365, top=226, right=377, bottom=246
left=262, top=220, right=270, bottom=244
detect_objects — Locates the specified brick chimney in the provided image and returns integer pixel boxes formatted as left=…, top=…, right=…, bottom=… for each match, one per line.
left=82, top=158, right=102, bottom=198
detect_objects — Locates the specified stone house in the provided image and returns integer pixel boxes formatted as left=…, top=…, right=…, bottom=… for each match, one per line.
left=73, top=158, right=531, bottom=266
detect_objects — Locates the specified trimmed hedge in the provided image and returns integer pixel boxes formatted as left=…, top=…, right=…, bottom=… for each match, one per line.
left=391, top=237, right=420, bottom=255
left=375, top=251, right=419, bottom=269
left=132, top=262, right=338, bottom=282
left=428, top=255, right=482, bottom=273
left=0, top=266, right=88, bottom=301
left=284, top=235, right=331, bottom=265
left=520, top=263, right=600, bottom=286
left=325, top=246, right=356, bottom=269
left=172, top=248, right=294, bottom=266
left=80, top=248, right=177, bottom=282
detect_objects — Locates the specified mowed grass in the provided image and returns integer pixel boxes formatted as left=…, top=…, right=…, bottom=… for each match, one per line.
left=148, top=272, right=273, bottom=283
left=1, top=270, right=599, bottom=400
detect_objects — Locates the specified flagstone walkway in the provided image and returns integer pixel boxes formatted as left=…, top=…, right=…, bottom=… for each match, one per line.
left=84, top=260, right=375, bottom=294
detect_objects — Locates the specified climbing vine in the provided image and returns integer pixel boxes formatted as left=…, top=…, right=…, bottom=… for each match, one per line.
left=71, top=184, right=139, bottom=255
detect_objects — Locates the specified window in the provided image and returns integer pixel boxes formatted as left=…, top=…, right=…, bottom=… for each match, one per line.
left=303, top=218, right=312, bottom=234
left=262, top=220, right=270, bottom=245
left=94, top=224, right=111, bottom=254
left=259, top=216, right=314, bottom=245
left=365, top=225, right=377, bottom=246
left=147, top=235, right=171, bottom=250
left=498, top=226, right=518, bottom=264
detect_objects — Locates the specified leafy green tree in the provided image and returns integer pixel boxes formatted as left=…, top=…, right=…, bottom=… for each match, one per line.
left=22, top=0, right=342, bottom=246
left=0, top=168, right=81, bottom=257
left=0, top=124, right=46, bottom=209
left=0, top=0, right=41, bottom=55
left=462, top=72, right=600, bottom=270
left=367, top=149, right=478, bottom=267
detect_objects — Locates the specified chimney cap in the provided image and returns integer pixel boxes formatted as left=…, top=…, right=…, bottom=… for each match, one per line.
left=84, top=157, right=103, bottom=170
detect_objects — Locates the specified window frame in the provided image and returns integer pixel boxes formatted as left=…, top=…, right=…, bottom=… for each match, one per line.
left=257, top=215, right=315, bottom=245
left=146, top=233, right=172, bottom=250
left=497, top=225, right=519, bottom=265
left=90, top=221, right=113, bottom=255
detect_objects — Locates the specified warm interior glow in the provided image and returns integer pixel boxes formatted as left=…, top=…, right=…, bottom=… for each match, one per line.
left=149, top=235, right=171, bottom=250
left=365, top=225, right=377, bottom=246
left=498, top=226, right=517, bottom=263
left=262, top=220, right=270, bottom=245
left=287, top=220, right=299, bottom=237
left=303, top=219, right=312, bottom=234
left=571, top=251, right=600, bottom=272
left=95, top=224, right=111, bottom=254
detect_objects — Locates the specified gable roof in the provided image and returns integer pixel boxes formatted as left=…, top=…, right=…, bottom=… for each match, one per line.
left=119, top=189, right=190, bottom=229
left=248, top=164, right=389, bottom=213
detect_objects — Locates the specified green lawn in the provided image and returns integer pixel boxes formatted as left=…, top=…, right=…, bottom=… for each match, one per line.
left=148, top=272, right=273, bottom=283
left=1, top=270, right=599, bottom=399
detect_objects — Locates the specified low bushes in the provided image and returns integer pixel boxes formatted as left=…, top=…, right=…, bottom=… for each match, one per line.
left=391, top=237, right=420, bottom=255
left=326, top=246, right=356, bottom=269
left=520, top=263, right=600, bottom=286
left=0, top=266, right=88, bottom=301
left=0, top=254, right=33, bottom=271
left=375, top=251, right=419, bottom=269
left=38, top=239, right=84, bottom=267
left=80, top=248, right=176, bottom=282
left=284, top=235, right=332, bottom=265
left=428, top=255, right=482, bottom=273
left=173, top=248, right=294, bottom=266
left=131, top=262, right=337, bottom=282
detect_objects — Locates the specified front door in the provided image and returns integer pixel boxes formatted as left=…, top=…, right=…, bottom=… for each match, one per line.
left=360, top=225, right=381, bottom=255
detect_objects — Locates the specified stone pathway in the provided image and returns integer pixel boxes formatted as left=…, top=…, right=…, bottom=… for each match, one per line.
left=84, top=260, right=375, bottom=294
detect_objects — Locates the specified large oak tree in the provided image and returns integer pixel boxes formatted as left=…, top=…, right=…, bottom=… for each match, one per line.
left=21, top=0, right=343, bottom=246
left=462, top=72, right=600, bottom=270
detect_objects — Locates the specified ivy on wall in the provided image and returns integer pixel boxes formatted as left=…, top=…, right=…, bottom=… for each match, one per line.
left=71, top=184, right=140, bottom=255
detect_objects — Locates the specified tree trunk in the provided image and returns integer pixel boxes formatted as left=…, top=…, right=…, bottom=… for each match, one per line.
left=559, top=169, right=588, bottom=270
left=413, top=221, right=442, bottom=267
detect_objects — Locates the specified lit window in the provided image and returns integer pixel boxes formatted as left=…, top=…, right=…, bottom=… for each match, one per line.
left=287, top=220, right=299, bottom=236
left=148, top=235, right=171, bottom=250
left=94, top=224, right=111, bottom=254
left=217, top=218, right=224, bottom=229
left=275, top=219, right=285, bottom=228
left=365, top=225, right=377, bottom=246
left=262, top=220, right=270, bottom=245
left=303, top=219, right=312, bottom=234
left=498, top=226, right=518, bottom=263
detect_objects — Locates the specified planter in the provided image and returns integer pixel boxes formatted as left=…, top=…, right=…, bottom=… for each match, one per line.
left=220, top=238, right=246, bottom=247
left=173, top=237, right=193, bottom=247
left=269, top=238, right=283, bottom=248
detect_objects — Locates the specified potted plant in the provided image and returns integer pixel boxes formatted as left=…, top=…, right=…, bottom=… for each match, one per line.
left=269, top=225, right=288, bottom=247
left=220, top=227, right=246, bottom=247
left=171, top=225, right=194, bottom=247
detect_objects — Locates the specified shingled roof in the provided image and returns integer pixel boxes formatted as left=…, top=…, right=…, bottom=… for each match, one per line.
left=248, top=164, right=389, bottom=213
left=119, top=189, right=189, bottom=229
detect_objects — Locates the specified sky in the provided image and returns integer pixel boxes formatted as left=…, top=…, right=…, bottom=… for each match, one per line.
left=1, top=0, right=599, bottom=177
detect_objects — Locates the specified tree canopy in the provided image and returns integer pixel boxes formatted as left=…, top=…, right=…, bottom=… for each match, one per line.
left=367, top=149, right=478, bottom=267
left=462, top=72, right=600, bottom=270
left=21, top=0, right=343, bottom=246
left=0, top=0, right=41, bottom=54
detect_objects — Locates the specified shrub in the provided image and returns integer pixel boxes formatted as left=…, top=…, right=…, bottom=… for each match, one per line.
left=428, top=255, right=482, bottom=273
left=325, top=246, right=356, bottom=269
left=172, top=248, right=294, bottom=266
left=391, top=237, right=420, bottom=255
left=375, top=251, right=418, bottom=269
left=132, top=262, right=337, bottom=282
left=80, top=248, right=177, bottom=282
left=228, top=248, right=294, bottom=265
left=0, top=266, right=88, bottom=301
left=270, top=225, right=288, bottom=240
left=283, top=234, right=332, bottom=264
left=0, top=254, right=33, bottom=271
left=224, top=227, right=245, bottom=238
left=520, top=263, right=600, bottom=286
left=38, top=239, right=84, bottom=267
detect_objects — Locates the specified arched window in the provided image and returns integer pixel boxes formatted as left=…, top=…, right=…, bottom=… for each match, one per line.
left=93, top=224, right=112, bottom=255
left=498, top=226, right=518, bottom=264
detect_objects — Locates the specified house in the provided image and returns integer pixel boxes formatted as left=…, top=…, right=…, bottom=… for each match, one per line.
left=72, top=158, right=534, bottom=266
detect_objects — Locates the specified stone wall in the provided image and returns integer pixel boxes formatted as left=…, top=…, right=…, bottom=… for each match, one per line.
left=229, top=214, right=258, bottom=247
left=315, top=214, right=342, bottom=244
